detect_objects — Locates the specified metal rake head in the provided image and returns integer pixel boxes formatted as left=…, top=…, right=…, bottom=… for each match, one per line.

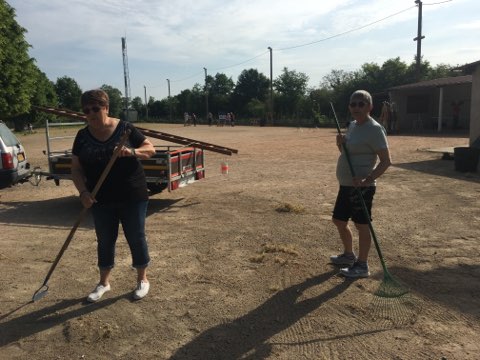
left=374, top=272, right=409, bottom=298
left=32, top=284, right=49, bottom=302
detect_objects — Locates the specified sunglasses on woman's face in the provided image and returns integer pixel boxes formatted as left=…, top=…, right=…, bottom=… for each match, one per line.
left=349, top=101, right=366, bottom=108
left=83, top=106, right=102, bottom=115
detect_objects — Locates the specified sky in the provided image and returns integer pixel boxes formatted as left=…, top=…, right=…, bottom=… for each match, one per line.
left=7, top=0, right=480, bottom=102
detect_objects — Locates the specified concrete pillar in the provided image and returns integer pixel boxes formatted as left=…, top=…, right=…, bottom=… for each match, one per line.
left=470, top=66, right=480, bottom=145
left=438, top=87, right=443, bottom=132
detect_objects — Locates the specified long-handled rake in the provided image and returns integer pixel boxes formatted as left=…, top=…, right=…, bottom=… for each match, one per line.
left=32, top=129, right=131, bottom=302
left=330, top=102, right=408, bottom=298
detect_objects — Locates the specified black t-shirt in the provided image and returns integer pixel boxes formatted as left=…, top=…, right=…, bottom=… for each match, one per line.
left=72, top=121, right=148, bottom=203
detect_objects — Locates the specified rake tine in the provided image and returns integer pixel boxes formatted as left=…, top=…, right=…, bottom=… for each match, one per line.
left=32, top=284, right=49, bottom=302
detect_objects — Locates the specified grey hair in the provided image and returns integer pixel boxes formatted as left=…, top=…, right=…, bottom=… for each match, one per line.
left=350, top=90, right=372, bottom=105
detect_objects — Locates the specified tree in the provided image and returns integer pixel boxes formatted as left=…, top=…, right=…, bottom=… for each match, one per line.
left=100, top=84, right=123, bottom=117
left=131, top=96, right=143, bottom=110
left=209, top=73, right=235, bottom=114
left=175, top=89, right=193, bottom=116
left=379, top=57, right=410, bottom=87
left=149, top=99, right=168, bottom=118
left=320, top=69, right=356, bottom=90
left=309, top=87, right=334, bottom=126
left=209, top=73, right=235, bottom=96
left=30, top=68, right=57, bottom=107
left=131, top=96, right=143, bottom=115
left=274, top=67, right=309, bottom=98
left=273, top=67, right=309, bottom=119
left=245, top=98, right=266, bottom=119
left=190, top=83, right=206, bottom=116
left=55, top=76, right=82, bottom=111
left=232, top=69, right=269, bottom=116
left=0, top=1, right=36, bottom=118
left=426, top=63, right=457, bottom=80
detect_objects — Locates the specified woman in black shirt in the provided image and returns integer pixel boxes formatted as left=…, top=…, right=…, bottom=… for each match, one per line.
left=71, top=89, right=155, bottom=302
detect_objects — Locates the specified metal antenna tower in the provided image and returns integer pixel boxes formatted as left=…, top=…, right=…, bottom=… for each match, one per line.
left=121, top=37, right=131, bottom=115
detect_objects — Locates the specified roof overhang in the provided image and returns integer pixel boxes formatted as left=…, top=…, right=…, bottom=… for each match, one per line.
left=388, top=75, right=472, bottom=91
left=454, top=60, right=480, bottom=75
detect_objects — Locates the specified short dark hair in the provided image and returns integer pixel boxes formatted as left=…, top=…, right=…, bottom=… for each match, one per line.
left=81, top=89, right=109, bottom=107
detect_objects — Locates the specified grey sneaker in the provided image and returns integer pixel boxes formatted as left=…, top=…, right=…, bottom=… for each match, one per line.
left=87, top=283, right=111, bottom=302
left=340, top=262, right=370, bottom=278
left=330, top=253, right=356, bottom=266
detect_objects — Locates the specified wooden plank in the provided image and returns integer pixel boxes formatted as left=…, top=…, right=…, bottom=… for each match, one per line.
left=136, top=127, right=238, bottom=156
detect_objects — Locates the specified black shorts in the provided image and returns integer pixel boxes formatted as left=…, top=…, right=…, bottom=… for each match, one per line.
left=332, top=185, right=376, bottom=224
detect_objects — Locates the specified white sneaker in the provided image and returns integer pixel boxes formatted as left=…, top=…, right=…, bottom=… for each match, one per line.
left=87, top=283, right=111, bottom=302
left=133, top=280, right=150, bottom=300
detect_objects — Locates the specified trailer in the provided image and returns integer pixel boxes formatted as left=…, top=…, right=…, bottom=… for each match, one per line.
left=34, top=106, right=237, bottom=194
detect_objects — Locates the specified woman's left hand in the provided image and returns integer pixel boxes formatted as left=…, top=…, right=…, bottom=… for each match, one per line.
left=116, top=145, right=135, bottom=157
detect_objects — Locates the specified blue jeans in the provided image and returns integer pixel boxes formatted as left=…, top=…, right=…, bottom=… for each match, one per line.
left=91, top=200, right=150, bottom=269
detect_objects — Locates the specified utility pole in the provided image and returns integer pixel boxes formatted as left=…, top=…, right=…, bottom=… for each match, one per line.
left=166, top=79, right=172, bottom=122
left=267, top=46, right=273, bottom=125
left=413, top=0, right=425, bottom=82
left=121, top=37, right=131, bottom=121
left=144, top=85, right=148, bottom=121
left=203, top=67, right=209, bottom=123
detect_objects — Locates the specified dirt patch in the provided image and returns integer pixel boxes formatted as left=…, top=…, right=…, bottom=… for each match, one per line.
left=1, top=124, right=479, bottom=359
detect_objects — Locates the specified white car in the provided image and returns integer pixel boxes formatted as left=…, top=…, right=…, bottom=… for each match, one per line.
left=0, top=121, right=31, bottom=189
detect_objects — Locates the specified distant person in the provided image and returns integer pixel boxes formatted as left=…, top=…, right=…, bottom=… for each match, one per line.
left=330, top=90, right=391, bottom=278
left=208, top=112, right=213, bottom=126
left=71, top=89, right=156, bottom=302
left=184, top=112, right=190, bottom=126
left=230, top=112, right=235, bottom=127
left=226, top=112, right=231, bottom=126
left=218, top=113, right=225, bottom=127
left=192, top=113, right=197, bottom=127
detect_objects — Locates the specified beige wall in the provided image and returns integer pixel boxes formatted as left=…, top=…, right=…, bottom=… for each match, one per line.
left=470, top=67, right=480, bottom=145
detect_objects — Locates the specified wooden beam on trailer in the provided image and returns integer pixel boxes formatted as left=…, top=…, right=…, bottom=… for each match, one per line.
left=136, top=126, right=238, bottom=156
left=32, top=106, right=238, bottom=156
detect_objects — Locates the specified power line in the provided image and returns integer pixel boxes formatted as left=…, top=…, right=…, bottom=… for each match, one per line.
left=167, top=51, right=269, bottom=85
left=211, top=50, right=269, bottom=72
left=170, top=70, right=204, bottom=83
left=277, top=5, right=417, bottom=51
left=424, top=0, right=452, bottom=5
left=147, top=1, right=450, bottom=96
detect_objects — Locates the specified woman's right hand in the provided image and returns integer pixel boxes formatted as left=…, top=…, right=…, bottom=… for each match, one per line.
left=79, top=191, right=96, bottom=208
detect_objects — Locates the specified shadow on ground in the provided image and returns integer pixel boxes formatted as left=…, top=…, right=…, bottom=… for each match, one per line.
left=388, top=264, right=480, bottom=320
left=0, top=197, right=184, bottom=229
left=0, top=294, right=129, bottom=346
left=170, top=263, right=480, bottom=359
left=169, top=270, right=352, bottom=359
left=393, top=159, right=479, bottom=183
